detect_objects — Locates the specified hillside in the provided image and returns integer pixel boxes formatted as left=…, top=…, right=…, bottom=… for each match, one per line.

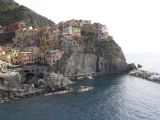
left=0, top=0, right=55, bottom=27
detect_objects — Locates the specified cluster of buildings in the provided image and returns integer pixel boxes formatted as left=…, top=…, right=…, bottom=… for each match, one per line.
left=0, top=19, right=109, bottom=69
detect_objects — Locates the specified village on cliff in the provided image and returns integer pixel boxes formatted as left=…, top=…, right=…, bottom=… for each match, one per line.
left=0, top=19, right=110, bottom=102
left=0, top=19, right=109, bottom=74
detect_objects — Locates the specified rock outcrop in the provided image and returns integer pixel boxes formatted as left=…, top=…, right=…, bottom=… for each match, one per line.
left=0, top=70, right=21, bottom=88
left=55, top=37, right=130, bottom=76
left=46, top=72, right=72, bottom=92
left=0, top=71, right=72, bottom=103
left=64, top=52, right=128, bottom=76
left=129, top=70, right=160, bottom=82
left=64, top=53, right=97, bottom=75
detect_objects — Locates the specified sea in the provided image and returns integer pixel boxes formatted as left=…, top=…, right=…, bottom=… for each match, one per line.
left=0, top=53, right=160, bottom=120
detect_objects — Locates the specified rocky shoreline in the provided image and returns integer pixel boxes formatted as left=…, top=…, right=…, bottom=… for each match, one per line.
left=129, top=69, right=160, bottom=83
left=0, top=71, right=73, bottom=104
left=0, top=62, right=140, bottom=104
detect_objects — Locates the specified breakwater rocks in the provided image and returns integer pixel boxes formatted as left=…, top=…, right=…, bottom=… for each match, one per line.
left=129, top=70, right=160, bottom=82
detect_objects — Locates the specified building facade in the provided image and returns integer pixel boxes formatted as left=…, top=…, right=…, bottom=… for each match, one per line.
left=11, top=49, right=20, bottom=64
left=46, top=49, right=64, bottom=66
left=79, top=20, right=91, bottom=26
left=20, top=52, right=37, bottom=65
left=61, top=35, right=84, bottom=53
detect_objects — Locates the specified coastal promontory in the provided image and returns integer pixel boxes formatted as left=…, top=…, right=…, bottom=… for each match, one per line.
left=0, top=0, right=133, bottom=103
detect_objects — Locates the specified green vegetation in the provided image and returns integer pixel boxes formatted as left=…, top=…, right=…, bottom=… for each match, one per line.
left=81, top=30, right=124, bottom=60
left=82, top=31, right=96, bottom=53
left=0, top=31, right=15, bottom=45
left=0, top=0, right=55, bottom=27
left=95, top=36, right=125, bottom=60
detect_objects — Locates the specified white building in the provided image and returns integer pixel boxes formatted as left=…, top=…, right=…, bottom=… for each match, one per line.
left=79, top=20, right=91, bottom=26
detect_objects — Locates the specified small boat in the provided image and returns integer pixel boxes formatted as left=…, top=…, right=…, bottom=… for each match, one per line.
left=77, top=86, right=93, bottom=93
left=87, top=76, right=94, bottom=80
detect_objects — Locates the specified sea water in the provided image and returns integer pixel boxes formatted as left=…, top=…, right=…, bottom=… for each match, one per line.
left=0, top=53, right=160, bottom=120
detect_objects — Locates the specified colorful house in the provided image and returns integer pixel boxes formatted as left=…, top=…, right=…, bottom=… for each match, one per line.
left=11, top=49, right=20, bottom=64
left=63, top=24, right=81, bottom=37
left=37, top=27, right=58, bottom=49
left=0, top=48, right=11, bottom=64
left=79, top=20, right=91, bottom=26
left=61, top=35, right=84, bottom=52
left=20, top=52, right=37, bottom=65
left=72, top=25, right=81, bottom=37
left=4, top=21, right=25, bottom=32
left=58, top=22, right=64, bottom=36
left=93, top=23, right=108, bottom=41
left=23, top=46, right=40, bottom=56
left=46, top=49, right=64, bottom=66
left=15, top=26, right=38, bottom=44
left=63, top=19, right=81, bottom=37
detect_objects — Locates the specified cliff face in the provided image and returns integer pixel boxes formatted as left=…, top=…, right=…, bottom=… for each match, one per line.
left=55, top=37, right=128, bottom=76
left=64, top=53, right=97, bottom=75
left=64, top=53, right=127, bottom=76
left=0, top=0, right=55, bottom=27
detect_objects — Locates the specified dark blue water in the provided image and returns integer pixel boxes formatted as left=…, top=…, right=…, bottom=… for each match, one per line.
left=1, top=74, right=160, bottom=120
left=1, top=53, right=160, bottom=120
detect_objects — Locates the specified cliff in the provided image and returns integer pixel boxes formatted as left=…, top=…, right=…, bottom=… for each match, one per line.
left=54, top=36, right=129, bottom=76
left=0, top=0, right=55, bottom=27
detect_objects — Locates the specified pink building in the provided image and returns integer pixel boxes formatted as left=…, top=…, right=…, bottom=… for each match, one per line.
left=4, top=21, right=25, bottom=32
left=20, top=52, right=36, bottom=65
left=46, top=49, right=64, bottom=66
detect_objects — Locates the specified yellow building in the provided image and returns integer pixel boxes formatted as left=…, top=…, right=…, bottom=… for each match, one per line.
left=11, top=49, right=19, bottom=57
left=64, top=25, right=81, bottom=37
left=72, top=25, right=81, bottom=37
left=0, top=53, right=11, bottom=64
left=11, top=49, right=20, bottom=64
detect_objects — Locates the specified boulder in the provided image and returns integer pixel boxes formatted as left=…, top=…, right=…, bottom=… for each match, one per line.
left=127, top=63, right=137, bottom=72
left=46, top=72, right=72, bottom=92
left=138, top=64, right=143, bottom=68
left=129, top=69, right=160, bottom=83
left=0, top=70, right=21, bottom=89
left=34, top=79, right=46, bottom=89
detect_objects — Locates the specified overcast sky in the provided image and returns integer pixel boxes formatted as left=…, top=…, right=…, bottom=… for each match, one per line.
left=15, top=0, right=160, bottom=53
